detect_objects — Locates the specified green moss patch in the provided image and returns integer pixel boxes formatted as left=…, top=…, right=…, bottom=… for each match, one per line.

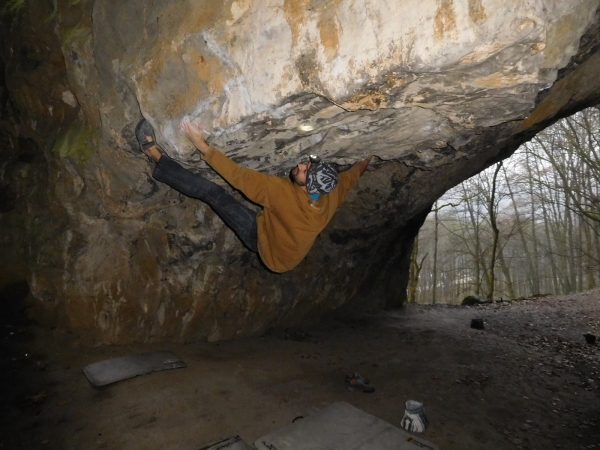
left=1, top=0, right=26, bottom=17
left=52, top=119, right=95, bottom=164
left=61, top=24, right=84, bottom=45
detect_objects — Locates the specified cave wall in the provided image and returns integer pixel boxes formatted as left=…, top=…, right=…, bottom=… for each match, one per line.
left=1, top=0, right=599, bottom=343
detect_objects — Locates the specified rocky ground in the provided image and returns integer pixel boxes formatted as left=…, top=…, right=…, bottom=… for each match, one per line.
left=1, top=288, right=599, bottom=450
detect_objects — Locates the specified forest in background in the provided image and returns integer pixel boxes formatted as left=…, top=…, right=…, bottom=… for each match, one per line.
left=410, top=107, right=600, bottom=304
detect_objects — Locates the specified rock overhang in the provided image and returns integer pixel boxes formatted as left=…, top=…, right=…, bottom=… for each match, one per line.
left=94, top=0, right=597, bottom=172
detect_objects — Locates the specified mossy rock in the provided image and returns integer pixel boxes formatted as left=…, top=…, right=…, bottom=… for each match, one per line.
left=1, top=0, right=26, bottom=17
left=52, top=119, right=94, bottom=164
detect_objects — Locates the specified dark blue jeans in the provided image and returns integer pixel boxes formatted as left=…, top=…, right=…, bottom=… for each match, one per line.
left=153, top=155, right=259, bottom=252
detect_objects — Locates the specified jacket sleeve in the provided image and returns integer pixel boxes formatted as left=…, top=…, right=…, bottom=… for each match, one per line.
left=203, top=149, right=282, bottom=208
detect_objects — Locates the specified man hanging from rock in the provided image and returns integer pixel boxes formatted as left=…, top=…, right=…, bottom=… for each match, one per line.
left=136, top=117, right=372, bottom=273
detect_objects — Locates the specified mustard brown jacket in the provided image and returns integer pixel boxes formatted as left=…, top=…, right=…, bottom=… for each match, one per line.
left=203, top=150, right=362, bottom=272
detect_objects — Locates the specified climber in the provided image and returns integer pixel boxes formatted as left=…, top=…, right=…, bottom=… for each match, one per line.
left=135, top=117, right=372, bottom=273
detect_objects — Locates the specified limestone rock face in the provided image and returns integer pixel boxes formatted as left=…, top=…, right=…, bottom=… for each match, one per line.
left=1, top=0, right=599, bottom=343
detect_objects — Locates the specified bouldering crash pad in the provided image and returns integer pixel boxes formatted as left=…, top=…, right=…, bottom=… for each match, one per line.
left=82, top=351, right=187, bottom=387
left=254, top=402, right=439, bottom=450
left=198, top=435, right=254, bottom=450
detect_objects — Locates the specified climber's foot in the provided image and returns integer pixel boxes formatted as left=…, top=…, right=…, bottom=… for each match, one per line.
left=135, top=118, right=162, bottom=162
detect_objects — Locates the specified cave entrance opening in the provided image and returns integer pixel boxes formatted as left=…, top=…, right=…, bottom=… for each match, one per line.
left=409, top=107, right=600, bottom=305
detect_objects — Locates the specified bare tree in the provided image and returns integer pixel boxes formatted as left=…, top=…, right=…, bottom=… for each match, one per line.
left=487, top=162, right=503, bottom=300
left=415, top=107, right=600, bottom=303
left=408, top=235, right=427, bottom=303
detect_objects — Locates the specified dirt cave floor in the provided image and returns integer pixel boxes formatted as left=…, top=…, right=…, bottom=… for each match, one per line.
left=2, top=289, right=600, bottom=450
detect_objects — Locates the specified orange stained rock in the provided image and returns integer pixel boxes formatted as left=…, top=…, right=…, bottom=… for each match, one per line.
left=472, top=72, right=535, bottom=89
left=434, top=0, right=457, bottom=41
left=468, top=0, right=486, bottom=23
left=283, top=0, right=311, bottom=48
left=184, top=0, right=223, bottom=32
left=342, top=90, right=388, bottom=111
left=318, top=12, right=340, bottom=62
left=189, top=48, right=227, bottom=95
left=519, top=52, right=600, bottom=131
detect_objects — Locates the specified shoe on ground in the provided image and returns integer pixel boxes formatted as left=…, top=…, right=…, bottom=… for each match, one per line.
left=345, top=373, right=375, bottom=393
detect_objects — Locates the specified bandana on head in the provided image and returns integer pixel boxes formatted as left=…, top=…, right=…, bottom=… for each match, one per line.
left=306, top=161, right=338, bottom=195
